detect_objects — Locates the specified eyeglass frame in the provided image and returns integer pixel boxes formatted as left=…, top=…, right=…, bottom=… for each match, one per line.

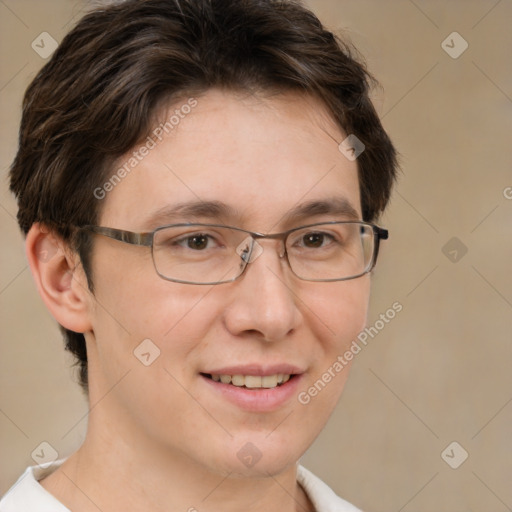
left=80, top=221, right=389, bottom=285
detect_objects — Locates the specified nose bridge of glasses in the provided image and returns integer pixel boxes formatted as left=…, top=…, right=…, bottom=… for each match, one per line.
left=253, top=232, right=287, bottom=259
left=235, top=232, right=286, bottom=265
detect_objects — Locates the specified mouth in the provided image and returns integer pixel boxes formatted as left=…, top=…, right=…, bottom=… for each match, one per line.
left=199, top=367, right=303, bottom=411
left=201, top=372, right=294, bottom=389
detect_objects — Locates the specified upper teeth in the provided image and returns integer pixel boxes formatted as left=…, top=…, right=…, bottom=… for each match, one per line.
left=210, top=374, right=291, bottom=388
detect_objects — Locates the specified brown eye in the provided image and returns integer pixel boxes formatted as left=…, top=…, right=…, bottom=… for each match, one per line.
left=187, top=234, right=209, bottom=250
left=302, top=233, right=326, bottom=248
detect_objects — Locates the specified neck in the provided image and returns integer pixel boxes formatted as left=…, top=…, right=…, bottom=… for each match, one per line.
left=41, top=416, right=314, bottom=512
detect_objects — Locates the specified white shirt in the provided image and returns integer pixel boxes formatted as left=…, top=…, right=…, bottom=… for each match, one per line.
left=0, top=461, right=362, bottom=512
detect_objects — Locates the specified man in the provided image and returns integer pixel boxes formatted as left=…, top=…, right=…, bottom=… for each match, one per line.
left=1, top=0, right=397, bottom=510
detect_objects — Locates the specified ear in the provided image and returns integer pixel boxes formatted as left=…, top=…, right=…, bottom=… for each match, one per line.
left=25, top=223, right=93, bottom=334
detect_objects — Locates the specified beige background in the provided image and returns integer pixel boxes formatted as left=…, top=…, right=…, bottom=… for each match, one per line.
left=1, top=1, right=511, bottom=510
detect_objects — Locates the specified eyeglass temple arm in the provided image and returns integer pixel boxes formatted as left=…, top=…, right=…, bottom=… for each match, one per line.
left=84, top=226, right=154, bottom=246
left=375, top=227, right=389, bottom=240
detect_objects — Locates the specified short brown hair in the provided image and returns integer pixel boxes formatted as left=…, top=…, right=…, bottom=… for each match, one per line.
left=10, top=0, right=398, bottom=392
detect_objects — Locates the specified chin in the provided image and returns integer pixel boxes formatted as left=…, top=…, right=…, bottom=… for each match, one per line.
left=206, top=431, right=310, bottom=479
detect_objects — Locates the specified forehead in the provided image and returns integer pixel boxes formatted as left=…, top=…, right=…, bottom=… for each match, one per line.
left=99, top=89, right=361, bottom=231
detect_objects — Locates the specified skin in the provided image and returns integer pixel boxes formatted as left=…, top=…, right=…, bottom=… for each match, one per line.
left=26, top=89, right=370, bottom=512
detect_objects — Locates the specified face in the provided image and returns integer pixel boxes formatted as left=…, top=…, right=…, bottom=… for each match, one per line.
left=84, top=89, right=370, bottom=476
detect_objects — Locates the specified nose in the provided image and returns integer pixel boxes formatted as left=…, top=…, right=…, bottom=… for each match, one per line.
left=223, top=240, right=302, bottom=342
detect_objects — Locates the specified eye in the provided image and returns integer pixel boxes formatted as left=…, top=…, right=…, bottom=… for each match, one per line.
left=300, top=231, right=334, bottom=248
left=177, top=233, right=217, bottom=250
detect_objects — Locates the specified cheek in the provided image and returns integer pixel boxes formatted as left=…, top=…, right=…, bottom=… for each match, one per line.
left=88, top=247, right=222, bottom=383
left=87, top=275, right=223, bottom=431
left=94, top=283, right=217, bottom=356
left=304, top=276, right=370, bottom=352
left=297, top=277, right=370, bottom=417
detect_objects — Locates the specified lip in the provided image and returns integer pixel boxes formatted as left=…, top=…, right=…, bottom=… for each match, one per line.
left=200, top=365, right=305, bottom=413
left=205, top=364, right=304, bottom=376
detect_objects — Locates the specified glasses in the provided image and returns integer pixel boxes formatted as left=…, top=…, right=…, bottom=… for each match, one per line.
left=81, top=221, right=388, bottom=285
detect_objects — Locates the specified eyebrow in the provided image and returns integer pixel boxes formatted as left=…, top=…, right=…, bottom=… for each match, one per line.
left=280, top=197, right=361, bottom=224
left=142, top=197, right=361, bottom=230
left=142, top=200, right=237, bottom=229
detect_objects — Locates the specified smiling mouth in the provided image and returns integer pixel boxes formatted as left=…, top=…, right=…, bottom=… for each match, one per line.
left=201, top=373, right=294, bottom=389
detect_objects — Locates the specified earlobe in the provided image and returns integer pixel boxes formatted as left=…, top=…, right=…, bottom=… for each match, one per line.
left=25, top=223, right=92, bottom=334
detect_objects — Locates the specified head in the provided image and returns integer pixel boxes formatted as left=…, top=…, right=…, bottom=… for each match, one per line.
left=11, top=0, right=397, bottom=477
